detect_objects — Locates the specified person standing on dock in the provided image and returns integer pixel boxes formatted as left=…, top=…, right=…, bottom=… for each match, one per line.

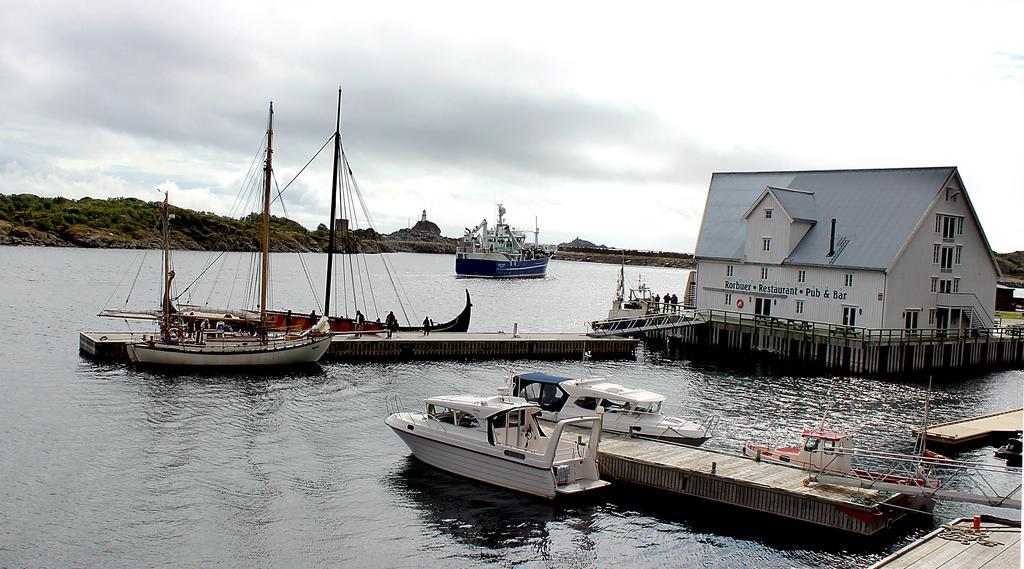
left=385, top=311, right=398, bottom=339
left=355, top=310, right=364, bottom=338
left=670, top=294, right=678, bottom=312
left=423, top=316, right=431, bottom=335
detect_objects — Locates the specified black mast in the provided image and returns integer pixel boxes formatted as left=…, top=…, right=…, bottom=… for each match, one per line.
left=324, top=87, right=342, bottom=317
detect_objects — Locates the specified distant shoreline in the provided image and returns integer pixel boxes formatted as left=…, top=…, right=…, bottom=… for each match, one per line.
left=1, top=194, right=1017, bottom=276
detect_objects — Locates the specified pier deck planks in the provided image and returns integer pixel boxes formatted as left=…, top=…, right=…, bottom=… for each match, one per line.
left=913, top=408, right=1023, bottom=445
left=597, top=436, right=903, bottom=535
left=871, top=517, right=1021, bottom=568
left=79, top=330, right=638, bottom=362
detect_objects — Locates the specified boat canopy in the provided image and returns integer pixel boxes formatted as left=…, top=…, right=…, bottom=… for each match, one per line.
left=801, top=429, right=848, bottom=441
left=570, top=378, right=664, bottom=404
left=426, top=395, right=539, bottom=419
left=513, top=372, right=574, bottom=385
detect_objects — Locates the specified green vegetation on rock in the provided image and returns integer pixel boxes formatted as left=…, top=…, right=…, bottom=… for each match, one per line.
left=0, top=194, right=434, bottom=253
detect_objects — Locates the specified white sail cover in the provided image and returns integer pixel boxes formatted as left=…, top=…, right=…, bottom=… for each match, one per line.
left=307, top=316, right=332, bottom=336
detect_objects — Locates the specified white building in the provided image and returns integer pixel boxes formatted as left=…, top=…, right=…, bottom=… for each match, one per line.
left=691, top=167, right=1000, bottom=331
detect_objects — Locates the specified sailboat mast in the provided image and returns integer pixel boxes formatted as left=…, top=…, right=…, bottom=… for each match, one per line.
left=324, top=87, right=341, bottom=317
left=260, top=102, right=274, bottom=325
left=161, top=192, right=171, bottom=335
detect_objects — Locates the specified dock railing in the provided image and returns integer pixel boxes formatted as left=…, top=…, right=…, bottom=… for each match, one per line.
left=591, top=307, right=1022, bottom=343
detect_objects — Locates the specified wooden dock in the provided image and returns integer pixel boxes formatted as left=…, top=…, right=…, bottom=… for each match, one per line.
left=79, top=331, right=638, bottom=362
left=596, top=436, right=917, bottom=535
left=872, top=516, right=1021, bottom=568
left=913, top=408, right=1023, bottom=445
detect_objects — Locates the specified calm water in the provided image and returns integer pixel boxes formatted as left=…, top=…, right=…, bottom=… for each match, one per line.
left=0, top=246, right=1020, bottom=568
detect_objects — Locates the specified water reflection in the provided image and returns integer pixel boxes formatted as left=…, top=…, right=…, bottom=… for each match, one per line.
left=385, top=456, right=599, bottom=556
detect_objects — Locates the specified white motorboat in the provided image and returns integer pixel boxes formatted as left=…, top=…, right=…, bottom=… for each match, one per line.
left=501, top=373, right=716, bottom=445
left=385, top=395, right=610, bottom=499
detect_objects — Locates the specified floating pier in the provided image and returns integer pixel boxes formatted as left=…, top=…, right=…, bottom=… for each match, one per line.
left=596, top=436, right=917, bottom=535
left=79, top=331, right=638, bottom=362
left=871, top=516, right=1021, bottom=568
left=913, top=408, right=1023, bottom=446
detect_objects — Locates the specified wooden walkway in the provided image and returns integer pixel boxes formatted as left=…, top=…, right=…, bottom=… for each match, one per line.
left=79, top=331, right=638, bottom=362
left=872, top=517, right=1021, bottom=568
left=596, top=436, right=916, bottom=535
left=913, top=408, right=1023, bottom=445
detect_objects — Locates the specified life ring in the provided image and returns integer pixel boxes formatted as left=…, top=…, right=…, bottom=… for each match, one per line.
left=736, top=298, right=745, bottom=309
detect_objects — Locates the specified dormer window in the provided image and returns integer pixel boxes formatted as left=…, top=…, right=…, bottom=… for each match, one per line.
left=762, top=238, right=772, bottom=252
left=764, top=209, right=773, bottom=219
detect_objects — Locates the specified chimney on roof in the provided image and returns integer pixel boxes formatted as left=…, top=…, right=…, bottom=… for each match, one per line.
left=828, top=219, right=836, bottom=257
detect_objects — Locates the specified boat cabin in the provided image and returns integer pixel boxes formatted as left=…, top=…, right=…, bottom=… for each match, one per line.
left=425, top=396, right=548, bottom=451
left=797, top=429, right=853, bottom=472
left=510, top=373, right=665, bottom=416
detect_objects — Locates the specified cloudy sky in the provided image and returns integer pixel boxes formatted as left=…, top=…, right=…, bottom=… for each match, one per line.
left=1, top=1, right=1021, bottom=251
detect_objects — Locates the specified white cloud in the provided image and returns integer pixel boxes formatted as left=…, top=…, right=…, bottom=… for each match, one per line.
left=0, top=0, right=1021, bottom=252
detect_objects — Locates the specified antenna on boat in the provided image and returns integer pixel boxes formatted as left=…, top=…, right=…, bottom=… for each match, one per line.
left=817, top=378, right=837, bottom=433
left=920, top=375, right=933, bottom=457
left=534, top=216, right=539, bottom=245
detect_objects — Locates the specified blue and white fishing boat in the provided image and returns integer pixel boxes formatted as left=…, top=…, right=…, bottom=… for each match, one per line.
left=455, top=204, right=557, bottom=278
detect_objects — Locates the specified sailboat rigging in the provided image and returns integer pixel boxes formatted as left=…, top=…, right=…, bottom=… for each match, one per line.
left=110, top=103, right=333, bottom=366
left=271, top=87, right=471, bottom=334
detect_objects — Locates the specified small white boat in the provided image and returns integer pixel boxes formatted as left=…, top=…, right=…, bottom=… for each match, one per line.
left=385, top=395, right=609, bottom=499
left=501, top=373, right=715, bottom=445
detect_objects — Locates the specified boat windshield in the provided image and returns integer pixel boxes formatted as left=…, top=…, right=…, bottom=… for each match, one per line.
left=426, top=403, right=456, bottom=425
left=600, top=399, right=632, bottom=413
left=574, top=397, right=600, bottom=411
left=633, top=401, right=662, bottom=414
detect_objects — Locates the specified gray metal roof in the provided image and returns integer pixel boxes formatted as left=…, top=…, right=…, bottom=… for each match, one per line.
left=769, top=187, right=817, bottom=222
left=694, top=167, right=957, bottom=270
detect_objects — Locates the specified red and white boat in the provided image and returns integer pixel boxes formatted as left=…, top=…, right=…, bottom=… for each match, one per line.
left=744, top=429, right=946, bottom=488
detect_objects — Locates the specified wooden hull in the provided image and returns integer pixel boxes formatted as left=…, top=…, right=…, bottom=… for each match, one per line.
left=272, top=290, right=472, bottom=334
left=398, top=290, right=473, bottom=333
left=126, top=335, right=331, bottom=366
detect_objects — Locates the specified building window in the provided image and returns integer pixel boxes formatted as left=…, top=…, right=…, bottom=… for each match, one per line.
left=765, top=209, right=773, bottom=219
left=930, top=277, right=938, bottom=293
left=796, top=300, right=804, bottom=314
left=953, top=278, right=960, bottom=293
left=936, top=214, right=963, bottom=239
left=939, top=279, right=953, bottom=294
left=940, top=246, right=953, bottom=272
left=762, top=238, right=772, bottom=252
left=928, top=309, right=936, bottom=325
left=844, top=273, right=853, bottom=287
left=797, top=270, right=806, bottom=283
left=842, top=305, right=857, bottom=327
left=955, top=245, right=962, bottom=265
left=904, top=310, right=919, bottom=331
left=761, top=267, right=769, bottom=279
left=933, top=244, right=941, bottom=264
left=726, top=265, right=734, bottom=277
left=725, top=293, right=732, bottom=305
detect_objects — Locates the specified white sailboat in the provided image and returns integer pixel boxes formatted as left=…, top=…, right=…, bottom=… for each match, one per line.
left=124, top=103, right=332, bottom=366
